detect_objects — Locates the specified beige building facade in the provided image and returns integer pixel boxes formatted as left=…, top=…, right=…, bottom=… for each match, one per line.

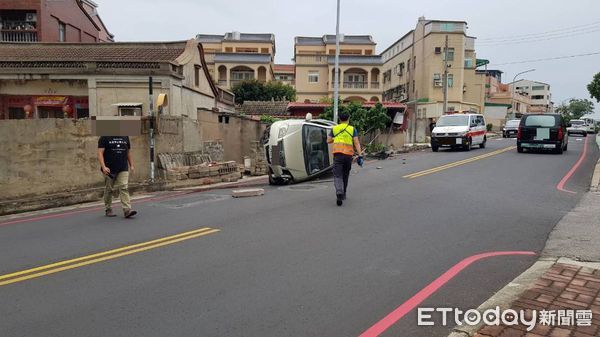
left=382, top=17, right=486, bottom=120
left=197, top=32, right=276, bottom=90
left=294, top=35, right=382, bottom=103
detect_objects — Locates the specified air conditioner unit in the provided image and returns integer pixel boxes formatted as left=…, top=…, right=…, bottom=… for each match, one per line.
left=434, top=47, right=442, bottom=54
left=26, top=13, right=37, bottom=22
left=434, top=80, right=443, bottom=87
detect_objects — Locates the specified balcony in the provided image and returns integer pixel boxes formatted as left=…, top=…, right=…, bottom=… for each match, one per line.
left=371, top=82, right=380, bottom=89
left=1, top=30, right=37, bottom=42
left=218, top=80, right=228, bottom=87
left=295, top=55, right=328, bottom=65
left=343, top=81, right=368, bottom=89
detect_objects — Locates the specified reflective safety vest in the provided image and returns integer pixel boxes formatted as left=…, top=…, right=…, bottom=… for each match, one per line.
left=332, top=123, right=355, bottom=155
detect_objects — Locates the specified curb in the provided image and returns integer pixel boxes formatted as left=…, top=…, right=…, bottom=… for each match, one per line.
left=591, top=135, right=600, bottom=192
left=447, top=258, right=556, bottom=337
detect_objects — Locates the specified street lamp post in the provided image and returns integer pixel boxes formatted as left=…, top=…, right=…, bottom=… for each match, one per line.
left=511, top=68, right=535, bottom=117
left=333, top=0, right=341, bottom=123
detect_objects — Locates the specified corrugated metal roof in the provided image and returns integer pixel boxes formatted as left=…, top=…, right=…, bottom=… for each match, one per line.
left=295, top=35, right=375, bottom=46
left=214, top=53, right=271, bottom=63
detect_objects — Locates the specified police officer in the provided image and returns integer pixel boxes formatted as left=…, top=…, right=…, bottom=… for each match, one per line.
left=327, top=113, right=363, bottom=206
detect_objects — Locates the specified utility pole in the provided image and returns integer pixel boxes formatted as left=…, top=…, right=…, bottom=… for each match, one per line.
left=510, top=68, right=536, bottom=118
left=333, top=0, right=341, bottom=123
left=443, top=35, right=449, bottom=115
left=149, top=76, right=155, bottom=182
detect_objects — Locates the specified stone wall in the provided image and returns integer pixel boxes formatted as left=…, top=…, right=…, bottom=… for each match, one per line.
left=0, top=114, right=266, bottom=202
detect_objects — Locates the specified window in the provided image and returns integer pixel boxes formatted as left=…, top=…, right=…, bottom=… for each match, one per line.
left=261, top=48, right=269, bottom=53
left=308, top=71, right=319, bottom=83
left=118, top=106, right=142, bottom=116
left=532, top=85, right=545, bottom=90
left=464, top=59, right=473, bottom=68
left=232, top=71, right=254, bottom=81
left=435, top=47, right=442, bottom=54
left=531, top=95, right=545, bottom=100
left=440, top=23, right=455, bottom=32
left=444, top=48, right=455, bottom=61
left=194, top=65, right=201, bottom=87
left=58, top=22, right=66, bottom=42
left=524, top=115, right=557, bottom=127
left=447, top=74, right=454, bottom=87
left=406, top=59, right=411, bottom=72
left=225, top=47, right=233, bottom=52
left=8, top=107, right=25, bottom=119
left=413, top=56, right=416, bottom=69
left=236, top=47, right=258, bottom=53
left=365, top=50, right=373, bottom=55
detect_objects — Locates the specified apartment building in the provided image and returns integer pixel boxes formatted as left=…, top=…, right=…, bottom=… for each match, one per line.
left=0, top=0, right=113, bottom=42
left=274, top=64, right=295, bottom=87
left=294, top=35, right=382, bottom=103
left=197, top=32, right=276, bottom=90
left=509, top=79, right=553, bottom=113
left=477, top=69, right=532, bottom=127
left=381, top=17, right=485, bottom=121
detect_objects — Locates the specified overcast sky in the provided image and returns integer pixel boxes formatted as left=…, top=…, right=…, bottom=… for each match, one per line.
left=99, top=0, right=600, bottom=115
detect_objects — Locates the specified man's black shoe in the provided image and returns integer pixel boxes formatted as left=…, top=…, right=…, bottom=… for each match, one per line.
left=124, top=210, right=137, bottom=218
left=336, top=194, right=343, bottom=206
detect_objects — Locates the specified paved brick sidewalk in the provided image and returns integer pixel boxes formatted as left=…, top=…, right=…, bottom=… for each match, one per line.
left=474, top=263, right=600, bottom=337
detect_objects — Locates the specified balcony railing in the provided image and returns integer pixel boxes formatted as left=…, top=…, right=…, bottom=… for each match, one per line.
left=371, top=82, right=380, bottom=89
left=230, top=79, right=254, bottom=87
left=343, top=81, right=368, bottom=89
left=218, top=80, right=228, bottom=87
left=1, top=30, right=37, bottom=42
left=295, top=55, right=328, bottom=65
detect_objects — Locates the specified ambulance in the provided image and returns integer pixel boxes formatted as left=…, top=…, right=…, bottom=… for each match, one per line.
left=430, top=113, right=487, bottom=152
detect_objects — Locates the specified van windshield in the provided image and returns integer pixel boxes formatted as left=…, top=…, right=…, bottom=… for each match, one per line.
left=436, top=115, right=469, bottom=127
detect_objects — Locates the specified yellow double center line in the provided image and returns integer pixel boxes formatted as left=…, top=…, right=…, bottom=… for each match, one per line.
left=0, top=227, right=220, bottom=287
left=403, top=146, right=516, bottom=179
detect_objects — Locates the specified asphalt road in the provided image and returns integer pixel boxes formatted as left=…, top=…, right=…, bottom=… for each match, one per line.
left=0, top=135, right=597, bottom=337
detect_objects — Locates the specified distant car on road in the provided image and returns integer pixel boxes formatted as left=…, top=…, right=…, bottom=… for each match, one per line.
left=567, top=120, right=589, bottom=137
left=502, top=119, right=521, bottom=138
left=431, top=113, right=487, bottom=152
left=263, top=116, right=336, bottom=185
left=517, top=114, right=568, bottom=154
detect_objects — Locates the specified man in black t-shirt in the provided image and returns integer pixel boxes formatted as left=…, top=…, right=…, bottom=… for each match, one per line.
left=97, top=136, right=137, bottom=218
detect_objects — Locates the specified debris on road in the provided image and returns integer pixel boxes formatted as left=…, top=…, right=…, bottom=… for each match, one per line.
left=376, top=166, right=383, bottom=169
left=232, top=188, right=265, bottom=198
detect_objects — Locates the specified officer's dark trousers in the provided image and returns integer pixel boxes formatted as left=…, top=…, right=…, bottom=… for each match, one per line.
left=333, top=153, right=353, bottom=196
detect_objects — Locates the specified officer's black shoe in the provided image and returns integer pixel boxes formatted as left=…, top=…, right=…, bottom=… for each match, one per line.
left=336, top=194, right=343, bottom=206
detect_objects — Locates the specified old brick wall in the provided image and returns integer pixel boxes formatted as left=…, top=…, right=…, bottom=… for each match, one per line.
left=0, top=114, right=266, bottom=201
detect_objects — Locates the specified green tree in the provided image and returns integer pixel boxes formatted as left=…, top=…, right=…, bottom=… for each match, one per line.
left=588, top=72, right=600, bottom=103
left=321, top=101, right=390, bottom=138
left=555, top=98, right=595, bottom=122
left=231, top=80, right=296, bottom=104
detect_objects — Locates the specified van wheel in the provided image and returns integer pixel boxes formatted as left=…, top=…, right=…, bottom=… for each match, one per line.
left=479, top=137, right=487, bottom=149
left=431, top=144, right=439, bottom=152
left=517, top=145, right=524, bottom=153
left=268, top=174, right=286, bottom=186
left=464, top=138, right=472, bottom=151
left=564, top=143, right=568, bottom=152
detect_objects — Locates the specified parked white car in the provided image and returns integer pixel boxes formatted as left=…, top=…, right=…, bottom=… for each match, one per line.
left=431, top=113, right=487, bottom=152
left=263, top=116, right=336, bottom=185
left=567, top=119, right=591, bottom=137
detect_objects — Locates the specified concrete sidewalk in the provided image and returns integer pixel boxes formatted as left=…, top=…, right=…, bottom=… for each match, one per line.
left=448, top=136, right=600, bottom=337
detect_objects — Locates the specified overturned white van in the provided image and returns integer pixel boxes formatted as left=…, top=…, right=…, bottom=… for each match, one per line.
left=262, top=115, right=336, bottom=185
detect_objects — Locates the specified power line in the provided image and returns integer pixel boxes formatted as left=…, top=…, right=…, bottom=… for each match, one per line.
left=488, top=52, right=600, bottom=66
left=478, top=20, right=600, bottom=41
left=477, top=27, right=600, bottom=46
